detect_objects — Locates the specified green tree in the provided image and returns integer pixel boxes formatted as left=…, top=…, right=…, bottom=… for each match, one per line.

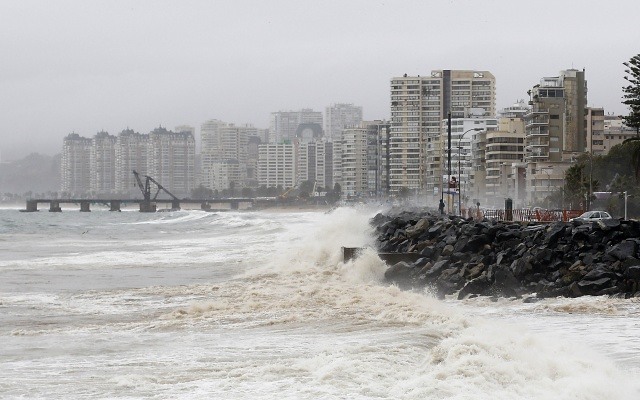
left=623, top=54, right=640, bottom=136
left=563, top=162, right=598, bottom=209
left=191, top=184, right=214, bottom=199
left=622, top=54, right=640, bottom=181
left=241, top=187, right=254, bottom=197
left=325, top=183, right=342, bottom=204
left=623, top=137, right=640, bottom=181
left=298, top=180, right=315, bottom=198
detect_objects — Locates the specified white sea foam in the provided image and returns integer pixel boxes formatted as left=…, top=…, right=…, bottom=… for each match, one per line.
left=1, top=207, right=640, bottom=399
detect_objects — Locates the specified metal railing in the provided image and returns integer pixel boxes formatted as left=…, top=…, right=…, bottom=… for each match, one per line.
left=476, top=208, right=583, bottom=222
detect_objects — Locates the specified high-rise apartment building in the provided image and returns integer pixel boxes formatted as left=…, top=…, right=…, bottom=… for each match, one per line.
left=367, top=121, right=390, bottom=198
left=62, top=128, right=195, bottom=198
left=483, top=118, right=525, bottom=205
left=390, top=70, right=496, bottom=196
left=297, top=139, right=333, bottom=191
left=200, top=120, right=254, bottom=191
left=115, top=129, right=149, bottom=195
left=269, top=109, right=323, bottom=143
left=147, top=127, right=195, bottom=198
left=585, top=107, right=605, bottom=155
left=340, top=121, right=388, bottom=197
left=90, top=131, right=117, bottom=195
left=61, top=133, right=92, bottom=196
left=257, top=143, right=296, bottom=189
left=246, top=136, right=262, bottom=188
left=324, top=103, right=363, bottom=142
left=524, top=69, right=587, bottom=205
left=325, top=103, right=363, bottom=187
left=525, top=69, right=587, bottom=159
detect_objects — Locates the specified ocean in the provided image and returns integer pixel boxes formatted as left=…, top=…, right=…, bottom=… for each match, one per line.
left=1, top=205, right=639, bottom=399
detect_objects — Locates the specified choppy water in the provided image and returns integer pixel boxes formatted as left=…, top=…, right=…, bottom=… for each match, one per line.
left=1, top=206, right=639, bottom=399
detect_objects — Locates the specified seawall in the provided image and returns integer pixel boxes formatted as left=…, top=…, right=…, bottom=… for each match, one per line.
left=371, top=210, right=640, bottom=300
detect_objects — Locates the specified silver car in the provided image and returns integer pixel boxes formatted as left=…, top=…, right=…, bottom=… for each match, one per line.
left=570, top=210, right=612, bottom=222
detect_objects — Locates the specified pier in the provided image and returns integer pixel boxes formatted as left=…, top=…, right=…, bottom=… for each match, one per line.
left=23, top=198, right=255, bottom=212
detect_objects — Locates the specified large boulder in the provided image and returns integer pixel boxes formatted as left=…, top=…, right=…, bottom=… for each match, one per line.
left=577, top=277, right=614, bottom=295
left=384, top=261, right=415, bottom=288
left=606, top=240, right=638, bottom=261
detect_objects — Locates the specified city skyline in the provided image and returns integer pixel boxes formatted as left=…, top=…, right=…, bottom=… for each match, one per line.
left=2, top=0, right=638, bottom=160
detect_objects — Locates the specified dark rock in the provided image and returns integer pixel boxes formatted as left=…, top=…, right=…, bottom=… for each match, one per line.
left=606, top=240, right=637, bottom=261
left=420, top=246, right=436, bottom=258
left=406, top=218, right=430, bottom=238
left=523, top=296, right=542, bottom=303
left=457, top=274, right=491, bottom=299
left=545, top=223, right=566, bottom=246
left=414, top=257, right=430, bottom=268
left=373, top=211, right=640, bottom=299
left=625, top=265, right=640, bottom=280
left=597, top=218, right=621, bottom=230
left=490, top=266, right=521, bottom=298
left=441, top=244, right=454, bottom=257
left=425, top=259, right=450, bottom=277
left=577, top=277, right=614, bottom=294
left=582, top=267, right=619, bottom=281
left=384, top=261, right=415, bottom=285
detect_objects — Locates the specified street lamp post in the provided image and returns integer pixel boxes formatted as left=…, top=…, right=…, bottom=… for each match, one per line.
left=624, top=191, right=629, bottom=220
left=458, top=128, right=484, bottom=216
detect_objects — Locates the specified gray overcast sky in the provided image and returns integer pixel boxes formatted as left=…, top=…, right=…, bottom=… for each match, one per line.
left=1, top=0, right=638, bottom=160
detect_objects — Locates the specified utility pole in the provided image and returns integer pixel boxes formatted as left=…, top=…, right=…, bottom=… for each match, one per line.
left=447, top=112, right=452, bottom=213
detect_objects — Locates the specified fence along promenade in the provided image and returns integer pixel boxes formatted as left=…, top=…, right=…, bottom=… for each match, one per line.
left=474, top=208, right=583, bottom=222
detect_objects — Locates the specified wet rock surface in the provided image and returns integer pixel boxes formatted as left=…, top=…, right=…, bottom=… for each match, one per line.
left=371, top=210, right=640, bottom=299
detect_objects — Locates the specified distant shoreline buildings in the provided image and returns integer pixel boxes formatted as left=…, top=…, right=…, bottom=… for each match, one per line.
left=58, top=70, right=636, bottom=209
left=61, top=127, right=195, bottom=198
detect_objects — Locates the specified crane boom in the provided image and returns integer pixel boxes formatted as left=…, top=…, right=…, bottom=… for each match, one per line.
left=132, top=170, right=179, bottom=201
left=132, top=170, right=151, bottom=200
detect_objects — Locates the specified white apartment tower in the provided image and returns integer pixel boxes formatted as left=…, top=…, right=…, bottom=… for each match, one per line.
left=324, top=103, right=363, bottom=142
left=90, top=131, right=117, bottom=195
left=200, top=120, right=252, bottom=191
left=115, top=129, right=149, bottom=195
left=390, top=70, right=496, bottom=196
left=257, top=143, right=296, bottom=189
left=325, top=103, right=363, bottom=187
left=297, top=139, right=333, bottom=191
left=269, top=109, right=323, bottom=143
left=61, top=133, right=92, bottom=196
left=147, top=127, right=195, bottom=198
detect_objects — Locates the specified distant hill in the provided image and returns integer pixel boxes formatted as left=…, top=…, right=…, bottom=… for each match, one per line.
left=0, top=153, right=61, bottom=195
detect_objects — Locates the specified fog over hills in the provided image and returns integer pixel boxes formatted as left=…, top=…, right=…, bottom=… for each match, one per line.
left=0, top=153, right=61, bottom=195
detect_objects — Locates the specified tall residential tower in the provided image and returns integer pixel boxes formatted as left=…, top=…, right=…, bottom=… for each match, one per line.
left=390, top=70, right=496, bottom=196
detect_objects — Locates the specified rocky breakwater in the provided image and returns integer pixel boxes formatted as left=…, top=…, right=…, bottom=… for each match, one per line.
left=372, top=210, right=640, bottom=299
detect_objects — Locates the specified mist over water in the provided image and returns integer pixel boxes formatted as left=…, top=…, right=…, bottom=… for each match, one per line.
left=0, top=206, right=639, bottom=399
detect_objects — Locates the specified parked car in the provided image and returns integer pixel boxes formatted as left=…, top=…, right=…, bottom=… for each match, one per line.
left=569, top=210, right=612, bottom=222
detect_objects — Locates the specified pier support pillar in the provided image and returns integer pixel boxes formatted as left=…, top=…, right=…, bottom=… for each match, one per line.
left=80, top=201, right=91, bottom=212
left=109, top=200, right=121, bottom=212
left=25, top=200, right=38, bottom=212
left=171, top=200, right=181, bottom=210
left=342, top=247, right=363, bottom=262
left=139, top=201, right=156, bottom=212
left=49, top=201, right=62, bottom=212
left=230, top=201, right=239, bottom=210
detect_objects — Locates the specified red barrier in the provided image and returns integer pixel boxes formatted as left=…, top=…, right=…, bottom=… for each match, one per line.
left=481, top=209, right=583, bottom=222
